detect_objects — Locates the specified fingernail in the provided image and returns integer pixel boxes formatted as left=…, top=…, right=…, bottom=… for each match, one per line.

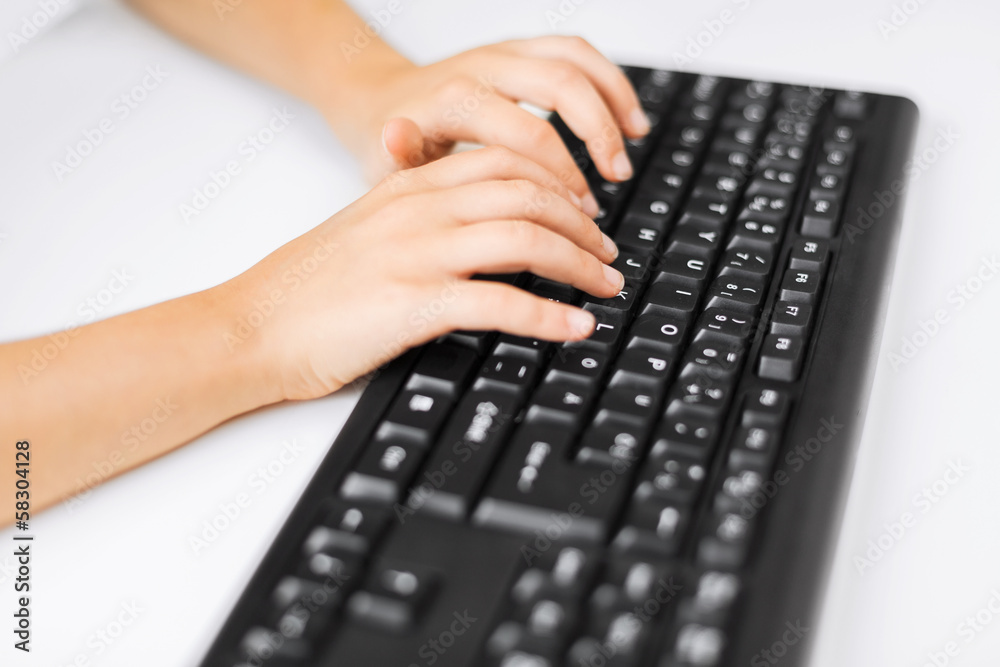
left=630, top=108, right=651, bottom=135
left=612, top=151, right=633, bottom=181
left=582, top=192, right=600, bottom=218
left=568, top=190, right=583, bottom=210
left=380, top=123, right=390, bottom=156
left=603, top=264, right=625, bottom=291
left=601, top=233, right=619, bottom=260
left=567, top=309, right=596, bottom=338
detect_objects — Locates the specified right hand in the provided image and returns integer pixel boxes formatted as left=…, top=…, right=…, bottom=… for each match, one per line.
left=224, top=146, right=624, bottom=402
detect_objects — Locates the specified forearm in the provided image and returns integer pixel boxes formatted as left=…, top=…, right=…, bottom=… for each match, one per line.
left=1, top=283, right=277, bottom=522
left=124, top=0, right=412, bottom=148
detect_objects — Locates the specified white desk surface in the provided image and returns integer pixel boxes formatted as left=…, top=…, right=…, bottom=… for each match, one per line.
left=1, top=0, right=999, bottom=665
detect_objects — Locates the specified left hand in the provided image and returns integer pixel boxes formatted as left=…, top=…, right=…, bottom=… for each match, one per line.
left=336, top=36, right=650, bottom=216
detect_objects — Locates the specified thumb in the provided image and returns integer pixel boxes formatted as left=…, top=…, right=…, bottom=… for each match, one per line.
left=381, top=117, right=427, bottom=170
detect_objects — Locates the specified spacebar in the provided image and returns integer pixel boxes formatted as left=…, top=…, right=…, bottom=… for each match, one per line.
left=318, top=515, right=526, bottom=667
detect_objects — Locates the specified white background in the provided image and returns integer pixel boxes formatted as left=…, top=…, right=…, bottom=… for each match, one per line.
left=1, top=0, right=998, bottom=665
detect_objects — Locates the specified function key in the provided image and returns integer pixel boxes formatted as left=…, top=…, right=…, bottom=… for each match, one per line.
left=769, top=301, right=813, bottom=338
left=788, top=238, right=830, bottom=273
left=778, top=268, right=822, bottom=304
left=757, top=333, right=805, bottom=382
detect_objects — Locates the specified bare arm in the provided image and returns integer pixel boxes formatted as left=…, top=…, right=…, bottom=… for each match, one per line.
left=2, top=148, right=622, bottom=523
left=124, top=0, right=650, bottom=196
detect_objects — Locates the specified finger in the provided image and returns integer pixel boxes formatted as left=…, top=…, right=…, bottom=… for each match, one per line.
left=382, top=117, right=428, bottom=170
left=483, top=53, right=633, bottom=181
left=442, top=280, right=597, bottom=341
left=383, top=146, right=585, bottom=212
left=407, top=179, right=617, bottom=263
left=449, top=96, right=597, bottom=213
left=503, top=36, right=649, bottom=138
left=434, top=220, right=624, bottom=298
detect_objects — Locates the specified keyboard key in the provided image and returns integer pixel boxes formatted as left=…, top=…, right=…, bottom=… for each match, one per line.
left=769, top=300, right=813, bottom=337
left=493, top=335, right=550, bottom=364
left=611, top=346, right=674, bottom=387
left=727, top=217, right=785, bottom=252
left=341, top=440, right=427, bottom=504
left=526, top=381, right=595, bottom=427
left=758, top=333, right=805, bottom=382
left=665, top=376, right=735, bottom=422
left=545, top=348, right=609, bottom=386
left=698, top=512, right=754, bottom=570
left=641, top=280, right=700, bottom=319
left=473, top=356, right=539, bottom=397
left=474, top=426, right=630, bottom=541
left=239, top=627, right=311, bottom=666
left=305, top=504, right=389, bottom=557
left=695, top=309, right=757, bottom=343
left=568, top=304, right=627, bottom=354
left=727, top=424, right=783, bottom=472
left=375, top=390, right=453, bottom=446
left=778, top=268, right=822, bottom=304
left=679, top=336, right=746, bottom=383
left=348, top=560, right=437, bottom=632
left=634, top=450, right=708, bottom=506
left=405, top=343, right=478, bottom=399
left=584, top=280, right=641, bottom=314
left=409, top=389, right=520, bottom=519
left=654, top=253, right=712, bottom=291
left=627, top=313, right=690, bottom=354
left=742, top=387, right=791, bottom=427
left=704, top=274, right=766, bottom=314
left=613, top=498, right=690, bottom=557
left=800, top=196, right=842, bottom=237
left=612, top=251, right=651, bottom=282
left=593, top=382, right=662, bottom=429
left=614, top=218, right=664, bottom=254
left=651, top=414, right=720, bottom=463
left=576, top=420, right=647, bottom=467
left=717, top=247, right=774, bottom=280
left=788, top=238, right=830, bottom=273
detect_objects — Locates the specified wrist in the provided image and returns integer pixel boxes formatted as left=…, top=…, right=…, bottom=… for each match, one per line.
left=198, top=281, right=286, bottom=413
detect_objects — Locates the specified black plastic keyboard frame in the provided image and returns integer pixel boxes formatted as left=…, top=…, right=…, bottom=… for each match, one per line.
left=199, top=69, right=919, bottom=667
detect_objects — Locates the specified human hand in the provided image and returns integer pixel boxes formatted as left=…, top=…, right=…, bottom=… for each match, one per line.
left=225, top=147, right=624, bottom=402
left=333, top=36, right=649, bottom=216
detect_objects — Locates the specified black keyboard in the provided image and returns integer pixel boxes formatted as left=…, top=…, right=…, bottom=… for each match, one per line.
left=200, top=68, right=918, bottom=667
